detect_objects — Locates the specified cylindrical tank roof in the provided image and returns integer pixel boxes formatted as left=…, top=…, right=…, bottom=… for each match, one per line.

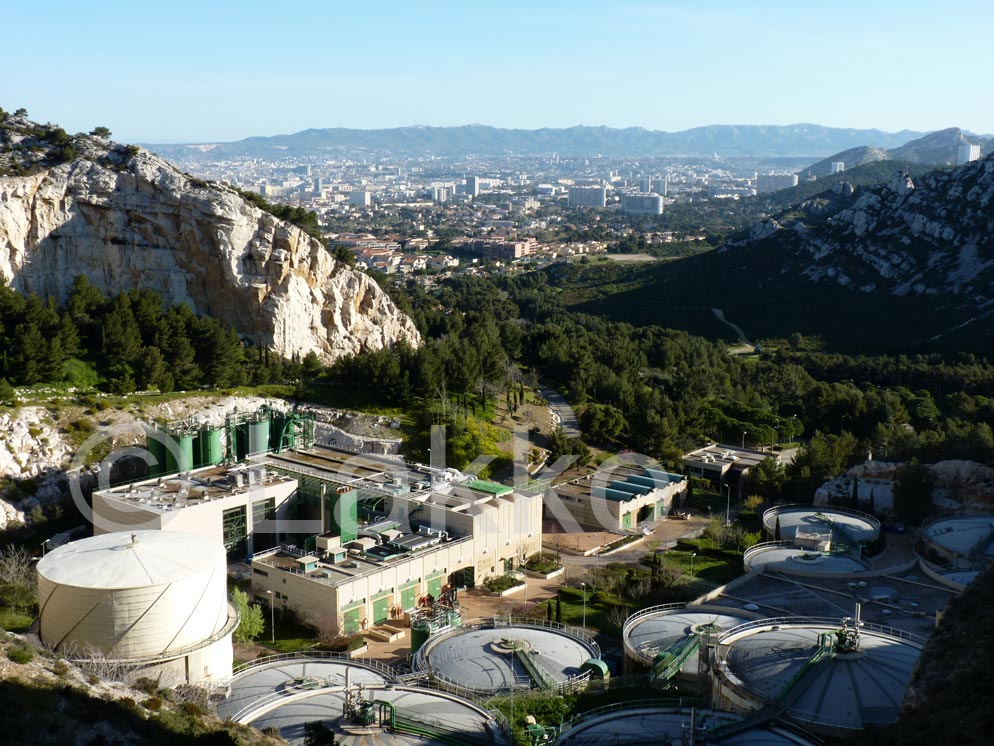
left=37, top=531, right=230, bottom=660
left=37, top=530, right=223, bottom=589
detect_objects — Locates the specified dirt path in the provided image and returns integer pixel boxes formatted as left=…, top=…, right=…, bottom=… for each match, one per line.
left=710, top=307, right=753, bottom=349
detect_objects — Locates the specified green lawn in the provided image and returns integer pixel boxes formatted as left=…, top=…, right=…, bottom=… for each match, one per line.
left=258, top=610, right=321, bottom=653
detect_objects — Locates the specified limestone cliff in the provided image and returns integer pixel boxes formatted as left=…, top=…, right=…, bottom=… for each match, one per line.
left=0, top=114, right=420, bottom=361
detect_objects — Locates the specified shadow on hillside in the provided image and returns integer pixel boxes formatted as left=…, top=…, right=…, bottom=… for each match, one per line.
left=0, top=679, right=241, bottom=746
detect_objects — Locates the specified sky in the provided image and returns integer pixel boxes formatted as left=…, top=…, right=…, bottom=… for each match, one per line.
left=5, top=0, right=993, bottom=143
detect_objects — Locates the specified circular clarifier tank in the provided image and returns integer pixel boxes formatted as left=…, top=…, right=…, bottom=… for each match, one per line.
left=412, top=620, right=600, bottom=695
left=763, top=505, right=880, bottom=545
left=220, top=656, right=507, bottom=746
left=557, top=704, right=819, bottom=746
left=743, top=543, right=872, bottom=575
left=919, top=515, right=994, bottom=562
left=622, top=603, right=759, bottom=682
left=715, top=618, right=923, bottom=734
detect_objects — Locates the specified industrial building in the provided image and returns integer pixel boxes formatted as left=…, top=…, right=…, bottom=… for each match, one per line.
left=548, top=463, right=685, bottom=531
left=682, top=444, right=777, bottom=496
left=36, top=530, right=236, bottom=686
left=244, top=445, right=542, bottom=638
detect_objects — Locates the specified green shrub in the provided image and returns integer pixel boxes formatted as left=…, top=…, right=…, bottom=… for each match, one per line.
left=52, top=659, right=69, bottom=677
left=524, top=552, right=562, bottom=574
left=133, top=676, right=160, bottom=695
left=143, top=696, right=162, bottom=711
left=483, top=574, right=523, bottom=593
left=7, top=647, right=34, bottom=664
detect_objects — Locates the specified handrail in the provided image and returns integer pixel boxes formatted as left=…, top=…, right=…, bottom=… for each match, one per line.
left=562, top=698, right=707, bottom=729
left=763, top=503, right=881, bottom=536
left=716, top=616, right=926, bottom=646
left=649, top=634, right=701, bottom=685
left=621, top=602, right=689, bottom=637
left=232, top=650, right=398, bottom=679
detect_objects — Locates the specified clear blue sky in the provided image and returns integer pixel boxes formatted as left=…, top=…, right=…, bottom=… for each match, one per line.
left=5, top=0, right=992, bottom=142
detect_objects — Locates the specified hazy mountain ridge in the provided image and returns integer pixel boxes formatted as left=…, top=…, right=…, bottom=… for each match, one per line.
left=0, top=114, right=420, bottom=361
left=146, top=123, right=926, bottom=159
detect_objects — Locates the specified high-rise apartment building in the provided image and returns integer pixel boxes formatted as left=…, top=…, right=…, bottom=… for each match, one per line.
left=568, top=186, right=607, bottom=208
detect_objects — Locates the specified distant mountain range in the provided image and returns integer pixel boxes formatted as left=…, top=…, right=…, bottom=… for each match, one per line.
left=801, top=128, right=994, bottom=177
left=146, top=123, right=931, bottom=159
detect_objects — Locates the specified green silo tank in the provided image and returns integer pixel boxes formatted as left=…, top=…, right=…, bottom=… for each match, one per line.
left=248, top=417, right=270, bottom=456
left=176, top=432, right=195, bottom=473
left=199, top=427, right=224, bottom=467
left=410, top=619, right=432, bottom=654
left=146, top=431, right=168, bottom=477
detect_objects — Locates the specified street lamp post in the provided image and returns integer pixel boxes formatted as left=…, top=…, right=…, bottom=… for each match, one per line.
left=41, top=538, right=51, bottom=556
left=741, top=431, right=748, bottom=449
left=722, top=483, right=731, bottom=527
left=690, top=553, right=696, bottom=578
left=580, top=582, right=587, bottom=630
left=265, top=590, right=275, bottom=644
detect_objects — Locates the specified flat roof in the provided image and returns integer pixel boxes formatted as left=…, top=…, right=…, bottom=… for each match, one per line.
left=94, top=464, right=294, bottom=514
left=683, top=444, right=774, bottom=470
left=464, top=479, right=512, bottom=496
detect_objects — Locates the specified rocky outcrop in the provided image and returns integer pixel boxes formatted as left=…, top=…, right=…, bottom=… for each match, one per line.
left=726, top=154, right=994, bottom=342
left=0, top=115, right=420, bottom=361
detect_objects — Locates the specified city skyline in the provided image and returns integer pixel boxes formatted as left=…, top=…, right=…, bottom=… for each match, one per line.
left=5, top=0, right=993, bottom=143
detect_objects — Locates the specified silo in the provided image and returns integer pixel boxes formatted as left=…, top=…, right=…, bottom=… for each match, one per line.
left=176, top=430, right=195, bottom=473
left=248, top=415, right=271, bottom=456
left=146, top=431, right=168, bottom=477
left=36, top=531, right=236, bottom=685
left=196, top=426, right=224, bottom=468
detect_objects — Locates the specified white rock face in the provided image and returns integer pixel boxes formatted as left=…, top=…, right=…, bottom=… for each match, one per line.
left=0, top=142, right=420, bottom=362
left=0, top=407, right=75, bottom=529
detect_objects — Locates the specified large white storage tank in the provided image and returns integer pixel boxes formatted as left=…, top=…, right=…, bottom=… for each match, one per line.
left=37, top=530, right=236, bottom=685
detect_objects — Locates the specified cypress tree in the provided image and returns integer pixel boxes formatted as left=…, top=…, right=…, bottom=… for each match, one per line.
left=555, top=596, right=562, bottom=624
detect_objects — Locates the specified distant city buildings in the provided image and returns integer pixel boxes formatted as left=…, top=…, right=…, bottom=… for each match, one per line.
left=621, top=193, right=664, bottom=215
left=349, top=190, right=372, bottom=207
left=465, top=175, right=480, bottom=197
left=830, top=161, right=845, bottom=174
left=957, top=143, right=981, bottom=165
left=568, top=185, right=607, bottom=208
left=756, top=173, right=799, bottom=194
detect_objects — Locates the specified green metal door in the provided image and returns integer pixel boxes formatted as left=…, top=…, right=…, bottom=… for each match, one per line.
left=622, top=512, right=633, bottom=530
left=373, top=596, right=390, bottom=625
left=427, top=574, right=443, bottom=600
left=400, top=584, right=417, bottom=612
left=343, top=608, right=361, bottom=635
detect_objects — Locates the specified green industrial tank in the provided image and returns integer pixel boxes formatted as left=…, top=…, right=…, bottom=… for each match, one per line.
left=410, top=618, right=434, bottom=654
left=447, top=610, right=463, bottom=628
left=196, top=426, right=224, bottom=468
left=176, top=431, right=195, bottom=473
left=248, top=417, right=270, bottom=456
left=270, top=412, right=299, bottom=452
left=146, top=431, right=169, bottom=477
